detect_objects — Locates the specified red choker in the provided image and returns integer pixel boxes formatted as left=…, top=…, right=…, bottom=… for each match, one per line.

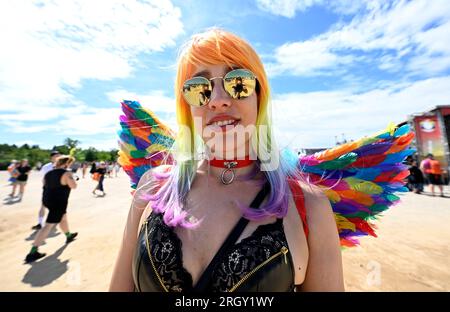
left=208, top=156, right=255, bottom=185
left=209, top=157, right=254, bottom=169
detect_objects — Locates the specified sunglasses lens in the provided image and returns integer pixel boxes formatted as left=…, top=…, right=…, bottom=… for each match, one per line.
left=223, top=69, right=256, bottom=100
left=182, top=77, right=212, bottom=107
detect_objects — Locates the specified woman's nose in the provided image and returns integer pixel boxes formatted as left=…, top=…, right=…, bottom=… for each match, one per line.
left=207, top=79, right=232, bottom=110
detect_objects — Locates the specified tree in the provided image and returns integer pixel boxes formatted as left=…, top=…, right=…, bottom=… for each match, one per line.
left=109, top=149, right=119, bottom=161
left=0, top=139, right=116, bottom=170
left=64, top=138, right=80, bottom=150
left=84, top=147, right=97, bottom=162
left=72, top=149, right=85, bottom=162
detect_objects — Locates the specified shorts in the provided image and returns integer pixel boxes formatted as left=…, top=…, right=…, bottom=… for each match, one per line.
left=412, top=183, right=424, bottom=191
left=45, top=204, right=68, bottom=223
left=16, top=180, right=27, bottom=185
left=427, top=174, right=443, bottom=185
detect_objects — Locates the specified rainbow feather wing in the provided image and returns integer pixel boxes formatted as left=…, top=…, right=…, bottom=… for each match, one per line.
left=118, top=100, right=175, bottom=189
left=299, top=123, right=415, bottom=247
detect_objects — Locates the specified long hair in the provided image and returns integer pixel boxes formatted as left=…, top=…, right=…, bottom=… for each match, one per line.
left=147, top=28, right=299, bottom=228
left=55, top=155, right=75, bottom=168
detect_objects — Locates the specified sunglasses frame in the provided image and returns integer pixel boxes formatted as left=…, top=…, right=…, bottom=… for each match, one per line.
left=181, top=68, right=258, bottom=107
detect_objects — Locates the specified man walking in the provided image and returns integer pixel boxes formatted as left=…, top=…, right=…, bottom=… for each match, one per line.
left=31, top=150, right=60, bottom=230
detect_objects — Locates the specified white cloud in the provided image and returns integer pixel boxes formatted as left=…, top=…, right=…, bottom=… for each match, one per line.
left=272, top=75, right=450, bottom=148
left=0, top=0, right=183, bottom=148
left=256, top=0, right=323, bottom=18
left=107, top=89, right=176, bottom=114
left=266, top=0, right=450, bottom=77
left=79, top=137, right=121, bottom=151
left=267, top=39, right=353, bottom=76
left=0, top=0, right=183, bottom=109
left=14, top=140, right=39, bottom=147
left=256, top=0, right=372, bottom=18
left=0, top=87, right=177, bottom=150
left=107, top=89, right=177, bottom=131
left=2, top=104, right=120, bottom=135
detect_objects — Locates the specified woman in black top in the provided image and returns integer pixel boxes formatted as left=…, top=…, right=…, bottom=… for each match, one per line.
left=25, top=155, right=79, bottom=263
left=92, top=161, right=107, bottom=196
left=408, top=160, right=425, bottom=194
left=16, top=159, right=31, bottom=201
left=110, top=29, right=343, bottom=292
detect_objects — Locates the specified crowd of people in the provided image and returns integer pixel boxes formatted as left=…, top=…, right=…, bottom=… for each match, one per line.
left=4, top=151, right=121, bottom=263
left=406, top=153, right=446, bottom=197
left=6, top=157, right=121, bottom=203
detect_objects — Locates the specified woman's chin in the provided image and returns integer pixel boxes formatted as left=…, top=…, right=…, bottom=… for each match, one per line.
left=207, top=142, right=251, bottom=159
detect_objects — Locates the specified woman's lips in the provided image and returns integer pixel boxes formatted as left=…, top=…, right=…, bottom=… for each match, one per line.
left=206, top=119, right=241, bottom=132
left=207, top=114, right=240, bottom=125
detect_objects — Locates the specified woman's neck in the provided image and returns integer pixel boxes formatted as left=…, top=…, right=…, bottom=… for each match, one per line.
left=197, top=158, right=260, bottom=183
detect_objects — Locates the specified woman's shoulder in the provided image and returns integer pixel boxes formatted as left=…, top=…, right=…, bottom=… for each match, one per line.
left=294, top=181, right=335, bottom=233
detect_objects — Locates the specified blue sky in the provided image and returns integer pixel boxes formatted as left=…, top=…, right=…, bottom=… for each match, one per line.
left=1, top=0, right=450, bottom=151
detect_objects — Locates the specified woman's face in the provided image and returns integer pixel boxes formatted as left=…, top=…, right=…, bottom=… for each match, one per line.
left=189, top=64, right=258, bottom=158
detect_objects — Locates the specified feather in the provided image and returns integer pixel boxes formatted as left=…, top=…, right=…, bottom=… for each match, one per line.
left=299, top=123, right=415, bottom=247
left=117, top=100, right=175, bottom=189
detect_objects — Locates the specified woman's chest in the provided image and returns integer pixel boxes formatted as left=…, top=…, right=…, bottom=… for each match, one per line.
left=141, top=212, right=297, bottom=292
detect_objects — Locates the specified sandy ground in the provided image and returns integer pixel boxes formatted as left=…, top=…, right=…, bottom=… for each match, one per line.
left=0, top=170, right=449, bottom=292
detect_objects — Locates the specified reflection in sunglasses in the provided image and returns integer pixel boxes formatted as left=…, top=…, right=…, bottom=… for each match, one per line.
left=182, top=69, right=257, bottom=107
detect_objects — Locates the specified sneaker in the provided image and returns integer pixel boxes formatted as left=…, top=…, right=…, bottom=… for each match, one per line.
left=66, top=232, right=78, bottom=244
left=31, top=224, right=42, bottom=230
left=25, top=251, right=46, bottom=263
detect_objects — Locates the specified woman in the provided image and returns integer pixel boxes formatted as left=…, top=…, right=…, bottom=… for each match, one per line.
left=114, top=162, right=121, bottom=177
left=110, top=29, right=343, bottom=292
left=7, top=160, right=19, bottom=197
left=92, top=161, right=107, bottom=196
left=408, top=160, right=424, bottom=194
left=25, top=155, right=78, bottom=263
left=16, top=159, right=31, bottom=201
left=427, top=155, right=444, bottom=197
left=82, top=162, right=88, bottom=179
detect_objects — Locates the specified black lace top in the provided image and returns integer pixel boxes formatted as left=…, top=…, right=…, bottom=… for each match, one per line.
left=132, top=186, right=296, bottom=292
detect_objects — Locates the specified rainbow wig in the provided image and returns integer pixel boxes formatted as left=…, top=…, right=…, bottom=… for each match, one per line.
left=147, top=29, right=299, bottom=228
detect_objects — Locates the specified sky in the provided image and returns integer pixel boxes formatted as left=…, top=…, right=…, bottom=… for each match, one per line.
left=1, top=0, right=450, bottom=151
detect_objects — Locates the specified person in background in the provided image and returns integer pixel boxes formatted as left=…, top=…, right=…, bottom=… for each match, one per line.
left=71, top=161, right=81, bottom=174
left=7, top=160, right=19, bottom=197
left=90, top=162, right=97, bottom=176
left=32, top=150, right=60, bottom=230
left=107, top=162, right=114, bottom=178
left=420, top=154, right=432, bottom=185
left=427, top=155, right=444, bottom=197
left=114, top=162, right=121, bottom=177
left=408, top=160, right=424, bottom=194
left=92, top=161, right=107, bottom=196
left=16, top=159, right=31, bottom=201
left=81, top=162, right=88, bottom=179
left=25, top=155, right=78, bottom=263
